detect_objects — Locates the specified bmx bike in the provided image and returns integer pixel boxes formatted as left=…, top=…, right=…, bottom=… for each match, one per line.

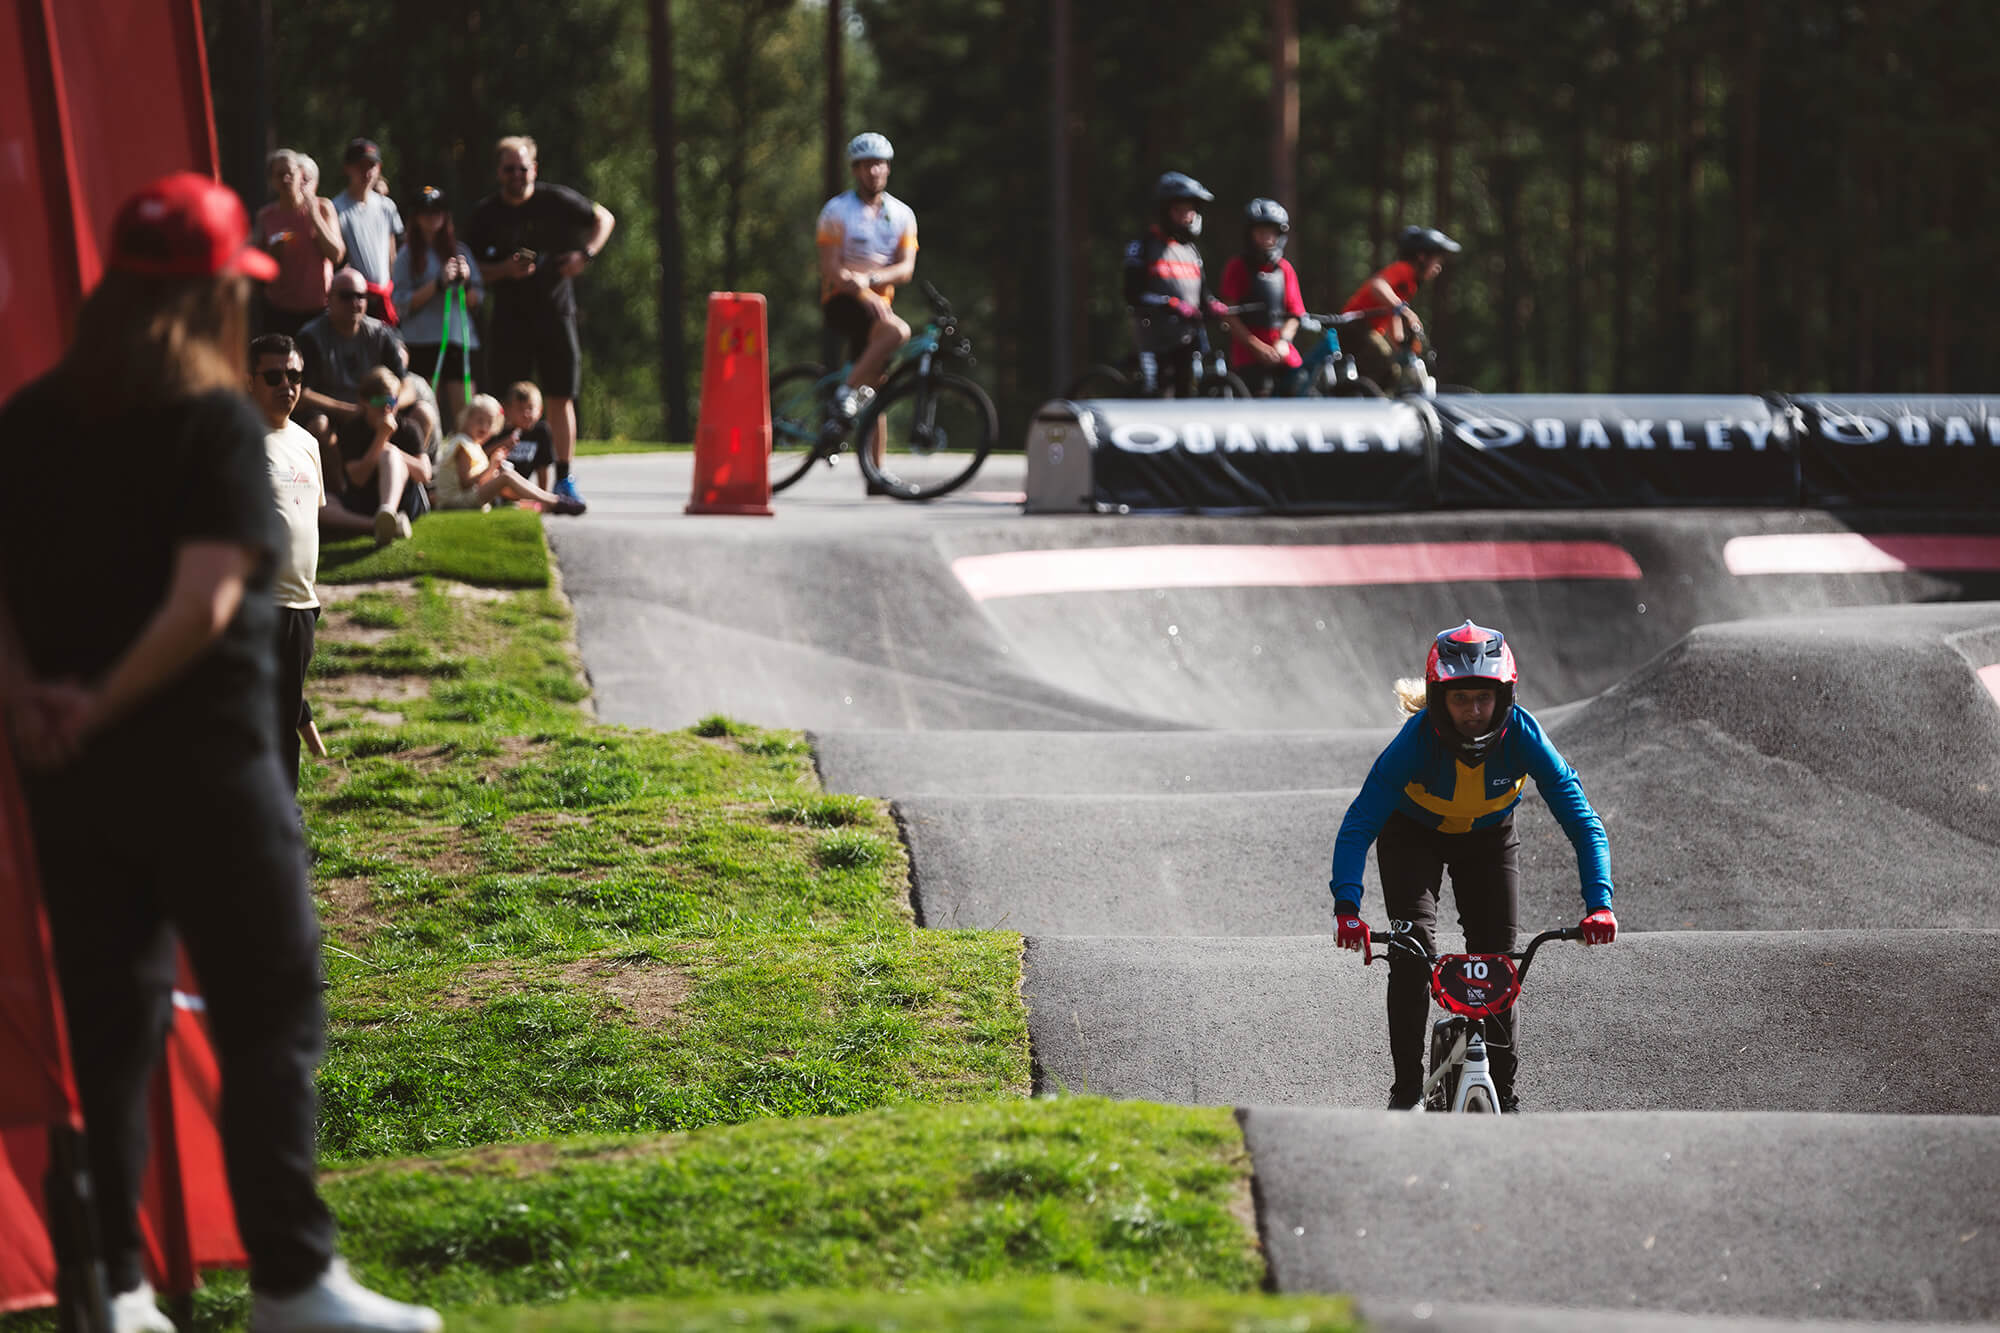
left=768, top=281, right=999, bottom=501
left=1369, top=919, right=1582, bottom=1113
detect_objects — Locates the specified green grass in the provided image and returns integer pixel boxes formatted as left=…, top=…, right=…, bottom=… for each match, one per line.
left=447, top=1282, right=1359, bottom=1332
left=576, top=439, right=690, bottom=456
left=320, top=508, right=551, bottom=587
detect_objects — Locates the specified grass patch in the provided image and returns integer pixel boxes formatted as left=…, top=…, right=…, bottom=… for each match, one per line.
left=323, top=1098, right=1263, bottom=1308
left=320, top=508, right=551, bottom=587
left=447, top=1281, right=1357, bottom=1332
left=298, top=580, right=1026, bottom=1164
left=576, top=439, right=690, bottom=455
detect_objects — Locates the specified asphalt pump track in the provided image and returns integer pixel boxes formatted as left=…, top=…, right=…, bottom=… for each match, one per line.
left=555, top=453, right=2000, bottom=1330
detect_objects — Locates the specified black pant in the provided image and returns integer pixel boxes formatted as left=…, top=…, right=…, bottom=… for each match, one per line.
left=1377, top=811, right=1521, bottom=1102
left=27, top=749, right=335, bottom=1295
left=276, top=607, right=319, bottom=791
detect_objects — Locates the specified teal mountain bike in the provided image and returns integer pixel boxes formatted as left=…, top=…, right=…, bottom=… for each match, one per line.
left=769, top=282, right=999, bottom=501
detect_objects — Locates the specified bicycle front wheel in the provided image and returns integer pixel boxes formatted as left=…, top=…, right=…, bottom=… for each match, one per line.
left=855, top=372, right=999, bottom=501
left=1460, top=1085, right=1497, bottom=1113
left=1201, top=370, right=1252, bottom=399
left=769, top=362, right=834, bottom=493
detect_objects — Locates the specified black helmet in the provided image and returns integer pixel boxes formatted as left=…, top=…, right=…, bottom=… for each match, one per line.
left=1397, top=224, right=1461, bottom=260
left=1244, top=197, right=1290, bottom=263
left=1423, top=620, right=1517, bottom=762
left=1154, top=172, right=1212, bottom=241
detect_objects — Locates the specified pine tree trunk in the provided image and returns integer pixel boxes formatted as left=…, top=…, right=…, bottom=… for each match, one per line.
left=1734, top=0, right=1761, bottom=392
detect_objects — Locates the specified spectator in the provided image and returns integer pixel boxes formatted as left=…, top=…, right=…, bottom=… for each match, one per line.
left=295, top=267, right=437, bottom=468
left=253, top=148, right=344, bottom=337
left=392, top=185, right=483, bottom=431
left=434, top=395, right=582, bottom=514
left=466, top=134, right=615, bottom=511
left=498, top=380, right=554, bottom=490
left=1218, top=198, right=1307, bottom=397
left=334, top=138, right=405, bottom=324
left=0, top=171, right=441, bottom=1333
left=322, top=365, right=432, bottom=546
left=249, top=333, right=326, bottom=790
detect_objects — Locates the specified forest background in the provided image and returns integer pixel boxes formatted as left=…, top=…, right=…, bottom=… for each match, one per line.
left=204, top=0, right=1997, bottom=443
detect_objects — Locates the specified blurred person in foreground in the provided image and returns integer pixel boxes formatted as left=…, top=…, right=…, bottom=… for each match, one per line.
left=0, top=173, right=441, bottom=1331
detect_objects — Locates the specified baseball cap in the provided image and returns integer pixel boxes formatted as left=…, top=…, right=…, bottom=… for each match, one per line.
left=344, top=137, right=382, bottom=165
left=107, top=173, right=279, bottom=282
left=416, top=184, right=448, bottom=211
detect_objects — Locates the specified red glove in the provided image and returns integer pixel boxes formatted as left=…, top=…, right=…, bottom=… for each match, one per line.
left=1334, top=909, right=1372, bottom=965
left=1580, top=908, right=1618, bottom=945
left=1167, top=297, right=1199, bottom=320
left=1203, top=296, right=1231, bottom=320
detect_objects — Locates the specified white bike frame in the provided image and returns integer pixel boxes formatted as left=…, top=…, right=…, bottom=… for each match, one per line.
left=1421, top=1019, right=1499, bottom=1113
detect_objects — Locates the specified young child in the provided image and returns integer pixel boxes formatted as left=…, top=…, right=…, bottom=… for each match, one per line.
left=498, top=381, right=556, bottom=493
left=1328, top=621, right=1618, bottom=1112
left=1218, top=198, right=1307, bottom=397
left=1339, top=224, right=1459, bottom=393
left=434, top=394, right=581, bottom=514
left=1121, top=172, right=1255, bottom=398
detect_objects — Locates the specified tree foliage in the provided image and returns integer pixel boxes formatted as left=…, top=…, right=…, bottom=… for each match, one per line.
left=209, top=0, right=2000, bottom=440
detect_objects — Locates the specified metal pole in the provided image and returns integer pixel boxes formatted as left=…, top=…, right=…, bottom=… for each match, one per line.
left=648, top=0, right=690, bottom=439
left=1049, top=0, right=1073, bottom=391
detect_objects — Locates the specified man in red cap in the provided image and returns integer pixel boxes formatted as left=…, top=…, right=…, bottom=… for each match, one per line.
left=0, top=173, right=442, bottom=1333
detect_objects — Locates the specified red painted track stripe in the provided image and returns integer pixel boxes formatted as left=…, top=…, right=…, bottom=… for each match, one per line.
left=1980, top=664, right=2000, bottom=707
left=951, top=541, right=1641, bottom=602
left=1724, top=533, right=2000, bottom=576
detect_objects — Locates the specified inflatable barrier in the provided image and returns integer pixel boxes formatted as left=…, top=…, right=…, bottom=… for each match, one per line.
left=1025, top=392, right=2000, bottom=514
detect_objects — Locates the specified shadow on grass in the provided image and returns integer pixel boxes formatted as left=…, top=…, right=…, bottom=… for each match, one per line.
left=321, top=509, right=550, bottom=588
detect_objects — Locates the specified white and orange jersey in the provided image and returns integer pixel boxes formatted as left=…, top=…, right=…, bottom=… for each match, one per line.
left=815, top=189, right=918, bottom=302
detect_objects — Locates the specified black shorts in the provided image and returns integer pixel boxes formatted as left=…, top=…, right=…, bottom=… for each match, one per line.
left=822, top=293, right=884, bottom=361
left=406, top=341, right=476, bottom=388
left=487, top=315, right=581, bottom=400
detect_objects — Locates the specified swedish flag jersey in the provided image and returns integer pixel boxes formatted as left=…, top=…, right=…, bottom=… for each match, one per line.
left=1329, top=705, right=1612, bottom=911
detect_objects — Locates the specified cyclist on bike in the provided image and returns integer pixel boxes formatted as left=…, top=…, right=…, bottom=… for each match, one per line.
left=1340, top=224, right=1459, bottom=394
left=1327, top=621, right=1618, bottom=1113
left=817, top=131, right=917, bottom=488
left=1217, top=198, right=1307, bottom=397
left=1121, top=172, right=1253, bottom=398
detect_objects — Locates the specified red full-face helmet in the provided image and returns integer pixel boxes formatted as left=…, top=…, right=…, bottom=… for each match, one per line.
left=1424, top=620, right=1517, bottom=762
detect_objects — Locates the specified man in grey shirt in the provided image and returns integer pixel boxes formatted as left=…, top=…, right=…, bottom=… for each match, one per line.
left=335, top=138, right=405, bottom=322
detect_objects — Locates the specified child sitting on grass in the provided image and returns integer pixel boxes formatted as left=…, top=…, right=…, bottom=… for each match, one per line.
left=498, top=381, right=556, bottom=493
left=433, top=394, right=583, bottom=514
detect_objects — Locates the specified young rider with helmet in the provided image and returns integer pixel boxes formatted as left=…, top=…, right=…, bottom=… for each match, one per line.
left=1328, top=621, right=1618, bottom=1112
left=1120, top=172, right=1254, bottom=397
left=817, top=131, right=918, bottom=489
left=1217, top=198, right=1307, bottom=397
left=1340, top=223, right=1460, bottom=393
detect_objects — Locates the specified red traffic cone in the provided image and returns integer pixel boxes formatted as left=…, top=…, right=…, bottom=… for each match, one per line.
left=686, top=292, right=775, bottom=516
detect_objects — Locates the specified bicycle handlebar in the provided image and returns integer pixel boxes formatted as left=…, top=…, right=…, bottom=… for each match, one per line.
left=1368, top=922, right=1582, bottom=983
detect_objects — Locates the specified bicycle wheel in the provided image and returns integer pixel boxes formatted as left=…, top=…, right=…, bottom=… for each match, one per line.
left=1426, top=1019, right=1459, bottom=1112
left=1064, top=363, right=1135, bottom=400
left=854, top=371, right=999, bottom=501
left=769, top=362, right=835, bottom=494
left=1460, top=1085, right=1497, bottom=1113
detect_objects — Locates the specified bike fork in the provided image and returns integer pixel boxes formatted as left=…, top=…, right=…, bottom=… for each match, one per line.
left=1455, top=1029, right=1500, bottom=1112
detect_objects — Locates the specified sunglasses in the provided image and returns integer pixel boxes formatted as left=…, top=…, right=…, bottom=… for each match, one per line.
left=333, top=290, right=369, bottom=302
left=365, top=394, right=396, bottom=409
left=500, top=164, right=532, bottom=175
left=259, top=368, right=304, bottom=387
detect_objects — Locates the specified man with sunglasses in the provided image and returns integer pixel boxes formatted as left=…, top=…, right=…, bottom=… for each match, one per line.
left=466, top=134, right=615, bottom=511
left=251, top=334, right=330, bottom=790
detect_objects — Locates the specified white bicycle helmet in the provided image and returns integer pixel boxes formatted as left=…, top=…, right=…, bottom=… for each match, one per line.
left=847, top=132, right=894, bottom=163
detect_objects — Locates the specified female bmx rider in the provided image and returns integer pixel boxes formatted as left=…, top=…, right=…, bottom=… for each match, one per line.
left=1329, top=620, right=1618, bottom=1111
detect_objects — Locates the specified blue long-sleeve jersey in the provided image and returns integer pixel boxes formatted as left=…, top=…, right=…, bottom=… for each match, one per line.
left=1328, top=705, right=1612, bottom=911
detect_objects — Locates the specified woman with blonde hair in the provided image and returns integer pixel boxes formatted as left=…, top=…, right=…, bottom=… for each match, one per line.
left=1327, top=620, right=1618, bottom=1113
left=254, top=148, right=344, bottom=336
left=434, top=394, right=581, bottom=513
left=0, top=174, right=439, bottom=1333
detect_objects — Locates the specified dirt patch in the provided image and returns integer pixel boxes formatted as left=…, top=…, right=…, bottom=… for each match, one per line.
left=439, top=962, right=521, bottom=1011
left=316, top=674, right=430, bottom=704
left=316, top=876, right=377, bottom=942
left=560, top=956, right=694, bottom=1028
left=320, top=580, right=515, bottom=603
left=326, top=1130, right=679, bottom=1180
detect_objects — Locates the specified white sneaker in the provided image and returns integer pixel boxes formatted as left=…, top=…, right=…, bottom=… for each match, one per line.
left=249, top=1259, right=442, bottom=1332
left=111, top=1280, right=176, bottom=1333
left=373, top=507, right=399, bottom=546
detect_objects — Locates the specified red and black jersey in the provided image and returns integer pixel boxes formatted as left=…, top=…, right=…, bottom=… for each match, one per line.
left=1123, top=225, right=1207, bottom=352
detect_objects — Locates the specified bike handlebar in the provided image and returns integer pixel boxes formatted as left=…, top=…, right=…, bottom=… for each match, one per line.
left=1368, top=922, right=1582, bottom=983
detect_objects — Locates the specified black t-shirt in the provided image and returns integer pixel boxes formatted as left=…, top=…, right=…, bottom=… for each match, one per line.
left=504, top=420, right=553, bottom=470
left=296, top=313, right=408, bottom=404
left=0, top=379, right=281, bottom=760
left=464, top=184, right=598, bottom=323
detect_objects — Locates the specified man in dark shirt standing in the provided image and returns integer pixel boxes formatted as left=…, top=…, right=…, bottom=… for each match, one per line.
left=465, top=135, right=615, bottom=511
